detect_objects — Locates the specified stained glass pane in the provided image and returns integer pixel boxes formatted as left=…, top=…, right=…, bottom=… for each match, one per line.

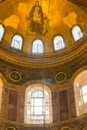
left=32, top=39, right=44, bottom=54
left=72, top=25, right=83, bottom=41
left=24, top=84, right=52, bottom=124
left=32, top=98, right=44, bottom=106
left=32, top=90, right=44, bottom=97
left=83, top=95, right=87, bottom=103
left=54, top=35, right=65, bottom=51
left=0, top=24, right=5, bottom=41
left=11, top=35, right=23, bottom=50
left=34, top=107, right=43, bottom=114
left=82, top=85, right=87, bottom=94
left=74, top=70, right=87, bottom=117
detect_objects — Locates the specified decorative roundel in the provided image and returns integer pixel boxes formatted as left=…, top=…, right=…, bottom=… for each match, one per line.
left=61, top=126, right=71, bottom=130
left=6, top=127, right=16, bottom=130
left=55, top=72, right=66, bottom=82
left=10, top=71, right=21, bottom=82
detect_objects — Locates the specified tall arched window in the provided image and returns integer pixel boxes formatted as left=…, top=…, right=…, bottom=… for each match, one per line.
left=11, top=35, right=23, bottom=50
left=53, top=35, right=65, bottom=51
left=72, top=25, right=83, bottom=41
left=32, top=39, right=44, bottom=54
left=74, top=70, right=87, bottom=116
left=0, top=24, right=5, bottom=41
left=24, top=84, right=52, bottom=124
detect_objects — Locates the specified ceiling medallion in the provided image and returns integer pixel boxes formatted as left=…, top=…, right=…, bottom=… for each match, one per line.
left=9, top=71, right=21, bottom=82
left=55, top=72, right=66, bottom=82
left=61, top=126, right=71, bottom=130
left=6, top=127, right=16, bottom=130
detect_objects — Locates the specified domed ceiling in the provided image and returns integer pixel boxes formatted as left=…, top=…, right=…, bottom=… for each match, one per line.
left=0, top=0, right=87, bottom=67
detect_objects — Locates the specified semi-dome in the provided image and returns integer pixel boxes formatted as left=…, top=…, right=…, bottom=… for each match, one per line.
left=0, top=0, right=87, bottom=67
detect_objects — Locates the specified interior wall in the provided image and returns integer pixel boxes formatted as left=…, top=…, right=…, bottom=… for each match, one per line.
left=0, top=78, right=78, bottom=130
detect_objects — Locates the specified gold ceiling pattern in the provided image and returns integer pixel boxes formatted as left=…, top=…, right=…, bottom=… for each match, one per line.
left=0, top=0, right=86, bottom=35
left=0, top=0, right=87, bottom=65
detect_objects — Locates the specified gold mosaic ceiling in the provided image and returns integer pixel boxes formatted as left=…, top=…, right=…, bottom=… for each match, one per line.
left=0, top=0, right=87, bottom=66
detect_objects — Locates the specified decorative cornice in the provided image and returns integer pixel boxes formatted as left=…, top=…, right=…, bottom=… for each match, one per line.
left=1, top=113, right=87, bottom=127
left=0, top=37, right=87, bottom=68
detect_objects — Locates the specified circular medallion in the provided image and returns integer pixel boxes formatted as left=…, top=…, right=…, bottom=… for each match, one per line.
left=61, top=126, right=71, bottom=130
left=55, top=72, right=66, bottom=82
left=6, top=127, right=16, bottom=130
left=10, top=71, right=21, bottom=82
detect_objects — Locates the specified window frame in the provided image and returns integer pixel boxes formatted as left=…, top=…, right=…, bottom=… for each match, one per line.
left=74, top=70, right=87, bottom=116
left=24, top=84, right=52, bottom=124
left=0, top=24, right=5, bottom=42
left=53, top=35, right=66, bottom=51
left=80, top=84, right=87, bottom=104
left=71, top=25, right=83, bottom=42
left=10, top=34, right=23, bottom=50
left=31, top=39, right=44, bottom=54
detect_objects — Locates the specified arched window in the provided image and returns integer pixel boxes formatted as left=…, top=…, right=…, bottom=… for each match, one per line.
left=0, top=24, right=5, bottom=41
left=11, top=35, right=23, bottom=50
left=32, top=39, right=44, bottom=54
left=72, top=25, right=83, bottom=41
left=24, top=84, right=52, bottom=124
left=74, top=70, right=87, bottom=116
left=53, top=35, right=65, bottom=51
